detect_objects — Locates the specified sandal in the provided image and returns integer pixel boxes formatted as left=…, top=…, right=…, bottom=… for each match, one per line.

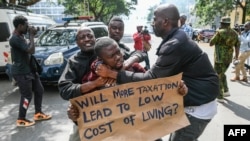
left=34, top=112, right=52, bottom=121
left=16, top=119, right=35, bottom=127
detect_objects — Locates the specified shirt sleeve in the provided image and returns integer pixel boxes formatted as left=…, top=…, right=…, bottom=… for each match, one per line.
left=10, top=35, right=29, bottom=52
left=58, top=58, right=82, bottom=100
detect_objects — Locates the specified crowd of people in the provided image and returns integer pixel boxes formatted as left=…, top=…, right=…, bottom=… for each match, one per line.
left=8, top=2, right=250, bottom=141
left=209, top=17, right=250, bottom=103
left=179, top=13, right=250, bottom=103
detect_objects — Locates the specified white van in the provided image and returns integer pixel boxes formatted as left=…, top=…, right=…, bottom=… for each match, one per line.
left=0, top=4, right=56, bottom=73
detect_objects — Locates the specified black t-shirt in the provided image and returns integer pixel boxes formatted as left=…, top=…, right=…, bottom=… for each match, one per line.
left=9, top=33, right=31, bottom=75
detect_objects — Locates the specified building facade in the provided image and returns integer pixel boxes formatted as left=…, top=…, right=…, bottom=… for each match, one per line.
left=28, top=0, right=65, bottom=23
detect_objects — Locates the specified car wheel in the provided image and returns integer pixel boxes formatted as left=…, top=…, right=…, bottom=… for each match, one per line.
left=204, top=38, right=209, bottom=43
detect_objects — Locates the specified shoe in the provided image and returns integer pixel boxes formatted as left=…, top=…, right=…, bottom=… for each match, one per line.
left=217, top=98, right=224, bottom=103
left=230, top=76, right=240, bottom=81
left=34, top=112, right=52, bottom=121
left=155, top=139, right=163, bottom=141
left=240, top=77, right=248, bottom=82
left=16, top=119, right=35, bottom=127
left=224, top=91, right=230, bottom=97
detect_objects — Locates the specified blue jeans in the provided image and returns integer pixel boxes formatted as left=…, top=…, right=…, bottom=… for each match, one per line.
left=169, top=113, right=211, bottom=141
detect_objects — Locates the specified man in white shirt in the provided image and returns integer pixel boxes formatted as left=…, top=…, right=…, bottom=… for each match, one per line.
left=231, top=22, right=250, bottom=82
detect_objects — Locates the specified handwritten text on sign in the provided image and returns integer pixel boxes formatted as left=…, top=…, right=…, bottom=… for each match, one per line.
left=70, top=73, right=189, bottom=141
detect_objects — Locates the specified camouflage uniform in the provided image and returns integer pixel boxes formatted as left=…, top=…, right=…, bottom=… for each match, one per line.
left=210, top=27, right=240, bottom=99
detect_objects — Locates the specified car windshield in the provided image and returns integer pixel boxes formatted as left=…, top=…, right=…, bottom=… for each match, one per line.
left=35, top=29, right=77, bottom=46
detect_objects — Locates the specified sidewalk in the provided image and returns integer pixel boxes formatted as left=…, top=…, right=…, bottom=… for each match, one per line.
left=161, top=42, right=250, bottom=141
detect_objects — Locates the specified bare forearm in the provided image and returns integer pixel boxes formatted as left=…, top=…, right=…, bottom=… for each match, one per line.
left=27, top=35, right=35, bottom=54
left=27, top=27, right=37, bottom=54
left=80, top=81, right=99, bottom=94
left=108, top=70, right=118, bottom=79
left=235, top=46, right=239, bottom=59
left=128, top=55, right=139, bottom=63
left=124, top=56, right=139, bottom=69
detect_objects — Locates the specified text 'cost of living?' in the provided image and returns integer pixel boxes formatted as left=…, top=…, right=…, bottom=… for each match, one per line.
left=70, top=73, right=190, bottom=141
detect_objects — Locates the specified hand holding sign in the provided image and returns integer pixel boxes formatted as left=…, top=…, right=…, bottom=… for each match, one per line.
left=70, top=73, right=190, bottom=141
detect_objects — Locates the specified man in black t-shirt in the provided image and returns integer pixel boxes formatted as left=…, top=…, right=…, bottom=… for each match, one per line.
left=10, top=15, right=51, bottom=127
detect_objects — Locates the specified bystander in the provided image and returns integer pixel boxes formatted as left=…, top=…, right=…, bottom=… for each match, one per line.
left=209, top=17, right=240, bottom=103
left=9, top=15, right=51, bottom=127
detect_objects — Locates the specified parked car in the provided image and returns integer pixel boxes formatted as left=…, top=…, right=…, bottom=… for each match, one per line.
left=192, top=28, right=201, bottom=41
left=120, top=33, right=134, bottom=49
left=6, top=16, right=108, bottom=85
left=197, top=29, right=216, bottom=43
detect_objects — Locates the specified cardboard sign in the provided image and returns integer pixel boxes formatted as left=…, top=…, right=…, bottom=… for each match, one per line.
left=70, top=73, right=190, bottom=141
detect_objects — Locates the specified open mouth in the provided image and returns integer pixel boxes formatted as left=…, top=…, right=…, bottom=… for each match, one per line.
left=116, top=60, right=123, bottom=68
left=85, top=43, right=93, bottom=47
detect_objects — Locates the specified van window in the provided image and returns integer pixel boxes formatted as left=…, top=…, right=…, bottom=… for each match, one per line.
left=0, top=22, right=10, bottom=42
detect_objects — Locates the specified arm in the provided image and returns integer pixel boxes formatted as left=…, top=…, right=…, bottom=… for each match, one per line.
left=133, top=32, right=142, bottom=42
left=234, top=46, right=240, bottom=60
left=96, top=64, right=188, bottom=96
left=26, top=27, right=36, bottom=54
left=97, top=35, right=206, bottom=85
left=188, top=27, right=193, bottom=38
left=143, top=34, right=151, bottom=41
left=129, top=50, right=147, bottom=63
left=67, top=104, right=79, bottom=122
left=96, top=64, right=118, bottom=79
left=178, top=80, right=188, bottom=96
left=123, top=55, right=140, bottom=69
left=58, top=59, right=83, bottom=100
left=209, top=31, right=219, bottom=46
left=58, top=57, right=109, bottom=100
left=234, top=37, right=240, bottom=60
left=80, top=77, right=108, bottom=93
left=97, top=48, right=180, bottom=82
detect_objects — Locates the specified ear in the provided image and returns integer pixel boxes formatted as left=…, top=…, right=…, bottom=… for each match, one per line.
left=17, top=24, right=22, bottom=29
left=163, top=18, right=169, bottom=25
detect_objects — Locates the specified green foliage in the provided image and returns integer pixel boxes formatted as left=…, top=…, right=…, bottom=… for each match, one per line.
left=58, top=0, right=135, bottom=23
left=194, top=0, right=249, bottom=25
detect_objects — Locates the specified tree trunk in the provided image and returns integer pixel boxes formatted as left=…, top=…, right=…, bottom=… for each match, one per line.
left=9, top=0, right=16, bottom=4
left=242, top=2, right=247, bottom=24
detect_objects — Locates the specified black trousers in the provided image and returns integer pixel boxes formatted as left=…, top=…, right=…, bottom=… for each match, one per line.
left=13, top=72, right=44, bottom=119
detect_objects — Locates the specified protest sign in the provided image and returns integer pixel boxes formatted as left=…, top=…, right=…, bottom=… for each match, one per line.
left=70, top=73, right=190, bottom=141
